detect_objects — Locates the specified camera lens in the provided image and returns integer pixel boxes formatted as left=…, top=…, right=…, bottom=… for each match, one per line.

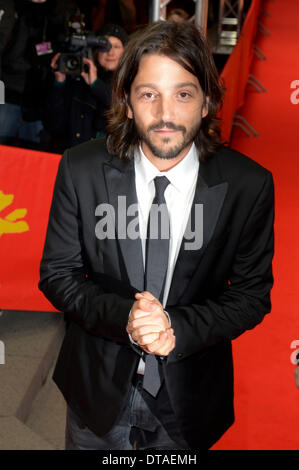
left=65, top=56, right=80, bottom=71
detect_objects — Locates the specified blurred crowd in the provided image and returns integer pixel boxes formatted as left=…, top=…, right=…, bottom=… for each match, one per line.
left=0, top=0, right=249, bottom=154
left=0, top=0, right=141, bottom=153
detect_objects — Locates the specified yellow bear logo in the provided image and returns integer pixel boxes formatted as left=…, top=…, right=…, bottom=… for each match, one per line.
left=0, top=190, right=29, bottom=236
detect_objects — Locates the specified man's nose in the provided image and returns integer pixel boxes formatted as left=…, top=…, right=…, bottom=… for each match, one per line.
left=156, top=95, right=174, bottom=122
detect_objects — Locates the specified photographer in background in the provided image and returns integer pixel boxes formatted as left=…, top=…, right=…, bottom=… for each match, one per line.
left=0, top=0, right=80, bottom=151
left=45, top=23, right=128, bottom=153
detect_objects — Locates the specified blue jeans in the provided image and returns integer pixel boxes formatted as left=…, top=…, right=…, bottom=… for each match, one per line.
left=65, top=374, right=190, bottom=450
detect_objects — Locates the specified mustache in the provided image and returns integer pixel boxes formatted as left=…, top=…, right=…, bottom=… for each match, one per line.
left=147, top=121, right=186, bottom=133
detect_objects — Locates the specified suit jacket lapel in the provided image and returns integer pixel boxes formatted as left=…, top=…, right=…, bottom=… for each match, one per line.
left=103, top=158, right=144, bottom=292
left=167, top=168, right=228, bottom=305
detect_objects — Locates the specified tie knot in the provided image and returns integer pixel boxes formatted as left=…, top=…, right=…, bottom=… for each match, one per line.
left=153, top=176, right=170, bottom=203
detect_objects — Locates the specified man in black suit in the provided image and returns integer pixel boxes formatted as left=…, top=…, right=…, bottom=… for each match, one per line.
left=39, top=20, right=274, bottom=450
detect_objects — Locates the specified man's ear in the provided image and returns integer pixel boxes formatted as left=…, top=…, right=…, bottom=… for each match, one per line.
left=125, top=93, right=133, bottom=119
left=202, top=96, right=210, bottom=118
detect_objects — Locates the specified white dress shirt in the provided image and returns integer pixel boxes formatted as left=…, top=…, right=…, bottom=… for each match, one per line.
left=132, top=142, right=200, bottom=373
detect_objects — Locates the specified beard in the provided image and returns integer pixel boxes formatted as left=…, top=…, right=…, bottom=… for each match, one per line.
left=134, top=119, right=201, bottom=160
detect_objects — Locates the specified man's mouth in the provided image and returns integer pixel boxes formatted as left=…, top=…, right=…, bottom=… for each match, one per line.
left=154, top=129, right=179, bottom=134
left=148, top=122, right=186, bottom=135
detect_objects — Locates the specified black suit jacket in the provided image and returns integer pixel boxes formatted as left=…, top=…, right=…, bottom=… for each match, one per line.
left=39, top=138, right=274, bottom=449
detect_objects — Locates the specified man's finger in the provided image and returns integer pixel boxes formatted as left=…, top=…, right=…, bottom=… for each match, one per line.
left=155, top=332, right=176, bottom=356
left=127, top=322, right=162, bottom=337
left=140, top=297, right=156, bottom=309
left=140, top=336, right=166, bottom=354
left=149, top=331, right=175, bottom=357
left=128, top=309, right=166, bottom=331
left=135, top=291, right=156, bottom=301
left=129, top=308, right=152, bottom=323
left=132, top=298, right=156, bottom=314
left=141, top=330, right=174, bottom=355
left=137, top=332, right=161, bottom=345
left=132, top=324, right=164, bottom=336
left=126, top=313, right=152, bottom=334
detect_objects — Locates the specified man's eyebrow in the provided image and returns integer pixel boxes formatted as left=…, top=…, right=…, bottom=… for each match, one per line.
left=134, top=83, right=157, bottom=92
left=133, top=82, right=199, bottom=92
left=174, top=82, right=199, bottom=90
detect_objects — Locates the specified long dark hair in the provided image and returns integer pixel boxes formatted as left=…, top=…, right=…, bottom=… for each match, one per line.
left=106, top=21, right=224, bottom=162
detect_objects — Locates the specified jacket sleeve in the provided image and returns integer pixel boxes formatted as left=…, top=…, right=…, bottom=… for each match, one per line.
left=166, top=171, right=275, bottom=363
left=38, top=150, right=134, bottom=343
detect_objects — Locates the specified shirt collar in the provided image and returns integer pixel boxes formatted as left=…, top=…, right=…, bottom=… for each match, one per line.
left=134, top=143, right=199, bottom=194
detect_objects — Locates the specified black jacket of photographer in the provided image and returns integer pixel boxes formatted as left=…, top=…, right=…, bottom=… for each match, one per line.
left=0, top=0, right=73, bottom=120
left=44, top=65, right=113, bottom=152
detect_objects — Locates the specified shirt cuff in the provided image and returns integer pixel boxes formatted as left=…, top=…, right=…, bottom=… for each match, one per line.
left=128, top=332, right=139, bottom=347
left=164, top=309, right=171, bottom=328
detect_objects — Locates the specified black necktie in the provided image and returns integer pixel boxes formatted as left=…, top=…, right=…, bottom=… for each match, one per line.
left=142, top=176, right=170, bottom=397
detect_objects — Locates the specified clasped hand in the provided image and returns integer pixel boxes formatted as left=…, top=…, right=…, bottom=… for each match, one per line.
left=126, top=291, right=175, bottom=357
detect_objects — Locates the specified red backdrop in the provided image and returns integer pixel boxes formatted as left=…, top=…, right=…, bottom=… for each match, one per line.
left=0, top=145, right=60, bottom=311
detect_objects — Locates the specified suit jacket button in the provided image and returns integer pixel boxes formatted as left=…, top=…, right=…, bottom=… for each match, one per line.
left=177, top=353, right=183, bottom=358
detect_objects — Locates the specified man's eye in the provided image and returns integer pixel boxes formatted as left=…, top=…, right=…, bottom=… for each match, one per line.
left=178, top=92, right=191, bottom=99
left=142, top=92, right=155, bottom=100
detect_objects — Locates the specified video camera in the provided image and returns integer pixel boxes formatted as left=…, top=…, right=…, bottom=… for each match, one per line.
left=58, top=33, right=112, bottom=76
